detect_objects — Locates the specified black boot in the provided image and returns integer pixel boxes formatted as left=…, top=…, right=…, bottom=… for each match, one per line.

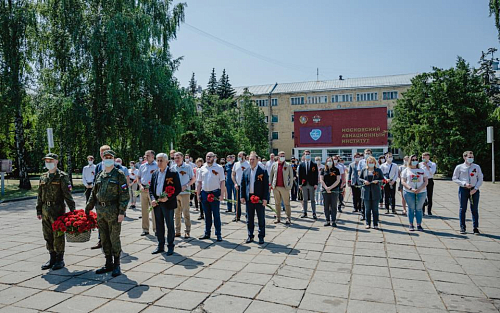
left=41, top=252, right=56, bottom=270
left=111, top=255, right=121, bottom=277
left=51, top=252, right=65, bottom=270
left=96, top=256, right=113, bottom=274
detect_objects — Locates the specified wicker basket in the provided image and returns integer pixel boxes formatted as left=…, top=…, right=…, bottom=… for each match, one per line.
left=66, top=231, right=92, bottom=243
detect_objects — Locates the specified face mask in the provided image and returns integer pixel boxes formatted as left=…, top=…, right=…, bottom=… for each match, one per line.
left=411, top=161, right=419, bottom=166
left=368, top=163, right=375, bottom=168
left=326, top=161, right=333, bottom=167
left=305, top=155, right=311, bottom=161
left=334, top=160, right=338, bottom=164
left=103, top=159, right=115, bottom=168
left=354, top=157, right=361, bottom=162
left=279, top=157, right=285, bottom=162
left=45, top=162, right=55, bottom=170
left=387, top=157, right=393, bottom=162
left=214, top=158, right=217, bottom=162
left=365, top=154, right=371, bottom=159
left=238, top=157, right=242, bottom=162
left=403, top=160, right=408, bottom=166
left=380, top=158, right=385, bottom=163
left=185, top=158, right=189, bottom=163
left=423, top=158, right=429, bottom=163
left=88, top=161, right=94, bottom=165
left=467, top=158, right=474, bottom=164
left=115, top=162, right=122, bottom=166
left=139, top=158, right=143, bottom=162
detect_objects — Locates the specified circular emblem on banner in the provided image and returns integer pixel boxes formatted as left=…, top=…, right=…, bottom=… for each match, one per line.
left=312, top=115, right=321, bottom=123
left=299, top=116, right=308, bottom=124
left=310, top=129, right=322, bottom=141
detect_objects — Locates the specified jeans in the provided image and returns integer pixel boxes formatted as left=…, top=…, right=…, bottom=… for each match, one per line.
left=315, top=185, right=323, bottom=205
left=246, top=201, right=265, bottom=239
left=364, top=199, right=379, bottom=226
left=225, top=182, right=236, bottom=211
left=153, top=204, right=175, bottom=249
left=458, top=187, right=479, bottom=230
left=404, top=191, right=426, bottom=226
left=201, top=190, right=222, bottom=236
left=323, top=192, right=338, bottom=222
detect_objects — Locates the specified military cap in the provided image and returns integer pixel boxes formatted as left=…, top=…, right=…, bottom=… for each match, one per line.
left=42, top=153, right=58, bottom=160
left=103, top=150, right=116, bottom=157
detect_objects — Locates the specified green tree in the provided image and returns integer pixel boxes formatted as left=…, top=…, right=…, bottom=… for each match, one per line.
left=217, top=69, right=235, bottom=100
left=490, top=0, right=500, bottom=41
left=392, top=57, right=500, bottom=179
left=0, top=0, right=36, bottom=189
left=207, top=68, right=217, bottom=95
left=236, top=88, right=268, bottom=157
left=189, top=72, right=197, bottom=95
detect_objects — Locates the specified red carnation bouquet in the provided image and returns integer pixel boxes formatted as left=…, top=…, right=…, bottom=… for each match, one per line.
left=52, top=209, right=98, bottom=236
left=149, top=185, right=176, bottom=211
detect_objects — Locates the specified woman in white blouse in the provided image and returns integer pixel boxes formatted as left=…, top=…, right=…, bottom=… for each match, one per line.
left=401, top=154, right=428, bottom=231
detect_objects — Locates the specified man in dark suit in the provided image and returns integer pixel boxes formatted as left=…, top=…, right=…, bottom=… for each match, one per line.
left=298, top=150, right=318, bottom=219
left=240, top=152, right=269, bottom=245
left=149, top=153, right=181, bottom=256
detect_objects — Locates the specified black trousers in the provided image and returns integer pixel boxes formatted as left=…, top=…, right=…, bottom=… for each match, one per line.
left=291, top=179, right=298, bottom=201
left=85, top=188, right=92, bottom=202
left=351, top=185, right=362, bottom=212
left=154, top=204, right=175, bottom=249
left=384, top=183, right=397, bottom=210
left=246, top=200, right=265, bottom=239
left=423, top=178, right=434, bottom=214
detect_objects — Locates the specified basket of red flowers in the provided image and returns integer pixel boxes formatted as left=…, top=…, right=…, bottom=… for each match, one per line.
left=52, top=209, right=98, bottom=243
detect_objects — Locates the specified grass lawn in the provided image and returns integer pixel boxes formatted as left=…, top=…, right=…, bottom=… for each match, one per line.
left=0, top=177, right=85, bottom=201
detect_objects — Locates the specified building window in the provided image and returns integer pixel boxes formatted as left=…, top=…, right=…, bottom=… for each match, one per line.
left=264, top=116, right=268, bottom=123
left=272, top=148, right=279, bottom=155
left=387, top=109, right=394, bottom=118
left=332, top=93, right=353, bottom=103
left=291, top=114, right=294, bottom=122
left=291, top=132, right=294, bottom=139
left=272, top=115, right=278, bottom=123
left=271, top=98, right=278, bottom=106
left=306, top=95, right=328, bottom=104
left=383, top=91, right=398, bottom=100
left=290, top=96, right=305, bottom=105
left=356, top=92, right=378, bottom=102
left=272, top=132, right=279, bottom=140
left=255, top=99, right=268, bottom=107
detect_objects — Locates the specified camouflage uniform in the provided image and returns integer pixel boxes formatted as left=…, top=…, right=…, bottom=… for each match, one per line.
left=85, top=165, right=129, bottom=257
left=36, top=169, right=75, bottom=253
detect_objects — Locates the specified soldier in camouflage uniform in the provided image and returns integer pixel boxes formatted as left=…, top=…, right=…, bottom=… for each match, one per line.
left=85, top=150, right=129, bottom=277
left=36, top=153, right=76, bottom=270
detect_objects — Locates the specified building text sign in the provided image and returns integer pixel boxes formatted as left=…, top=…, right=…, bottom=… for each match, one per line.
left=294, top=107, right=388, bottom=147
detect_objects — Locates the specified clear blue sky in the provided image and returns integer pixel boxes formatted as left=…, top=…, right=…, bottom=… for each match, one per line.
left=170, top=0, right=499, bottom=88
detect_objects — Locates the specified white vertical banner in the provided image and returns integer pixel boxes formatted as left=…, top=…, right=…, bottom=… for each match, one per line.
left=47, top=128, right=54, bottom=152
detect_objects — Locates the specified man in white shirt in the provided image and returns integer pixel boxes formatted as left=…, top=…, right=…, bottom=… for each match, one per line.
left=172, top=152, right=196, bottom=238
left=419, top=152, right=437, bottom=215
left=380, top=152, right=399, bottom=214
left=452, top=150, right=483, bottom=235
left=82, top=155, right=96, bottom=201
left=197, top=152, right=226, bottom=241
left=357, top=149, right=372, bottom=171
left=128, top=161, right=139, bottom=209
left=265, top=153, right=275, bottom=176
left=137, top=150, right=158, bottom=236
left=232, top=151, right=250, bottom=222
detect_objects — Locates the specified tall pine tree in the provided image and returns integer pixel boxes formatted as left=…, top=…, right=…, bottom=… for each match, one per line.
left=207, top=68, right=217, bottom=95
left=217, top=69, right=235, bottom=100
left=189, top=72, right=197, bottom=95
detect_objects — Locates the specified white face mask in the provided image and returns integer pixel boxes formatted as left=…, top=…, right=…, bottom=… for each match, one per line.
left=45, top=162, right=55, bottom=170
left=380, top=158, right=386, bottom=163
left=387, top=157, right=393, bottom=162
left=326, top=161, right=333, bottom=167
left=333, top=160, right=338, bottom=164
left=279, top=156, right=285, bottom=162
left=365, top=154, right=371, bottom=159
left=354, top=157, right=361, bottom=162
left=185, top=158, right=189, bottom=163
left=368, top=163, right=375, bottom=168
left=88, top=160, right=94, bottom=165
left=238, top=157, right=242, bottom=162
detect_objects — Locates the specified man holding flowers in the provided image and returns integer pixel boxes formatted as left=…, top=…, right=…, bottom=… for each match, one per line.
left=240, top=152, right=269, bottom=244
left=150, top=153, right=182, bottom=255
left=36, top=153, right=76, bottom=271
left=85, top=150, right=129, bottom=277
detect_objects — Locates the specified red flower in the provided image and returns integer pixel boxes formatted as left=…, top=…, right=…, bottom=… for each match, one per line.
left=165, top=185, right=176, bottom=197
left=250, top=195, right=260, bottom=204
left=207, top=193, right=215, bottom=203
left=302, top=179, right=306, bottom=184
left=470, top=173, right=474, bottom=177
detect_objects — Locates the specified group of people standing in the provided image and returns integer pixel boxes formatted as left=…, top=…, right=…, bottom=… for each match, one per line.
left=36, top=145, right=484, bottom=276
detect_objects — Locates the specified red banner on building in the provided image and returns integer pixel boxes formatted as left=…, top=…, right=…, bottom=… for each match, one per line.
left=294, top=107, right=388, bottom=147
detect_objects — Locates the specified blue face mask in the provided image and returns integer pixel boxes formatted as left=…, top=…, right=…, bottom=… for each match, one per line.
left=103, top=159, right=115, bottom=168
left=467, top=158, right=474, bottom=164
left=411, top=161, right=419, bottom=167
left=305, top=155, right=311, bottom=161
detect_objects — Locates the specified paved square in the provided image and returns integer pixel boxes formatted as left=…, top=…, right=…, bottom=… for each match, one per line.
left=0, top=180, right=499, bottom=312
